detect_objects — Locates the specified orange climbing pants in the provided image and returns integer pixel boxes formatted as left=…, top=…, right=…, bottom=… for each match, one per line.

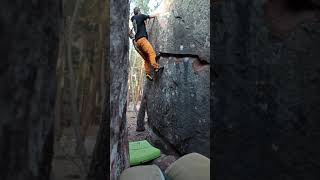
left=135, top=37, right=159, bottom=75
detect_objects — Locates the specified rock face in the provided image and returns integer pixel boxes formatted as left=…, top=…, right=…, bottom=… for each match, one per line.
left=146, top=0, right=210, bottom=157
left=109, top=0, right=130, bottom=179
left=148, top=0, right=210, bottom=62
left=0, top=1, right=61, bottom=180
left=213, top=0, right=320, bottom=179
left=151, top=155, right=178, bottom=172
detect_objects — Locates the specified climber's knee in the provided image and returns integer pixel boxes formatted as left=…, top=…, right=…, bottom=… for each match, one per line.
left=150, top=60, right=159, bottom=70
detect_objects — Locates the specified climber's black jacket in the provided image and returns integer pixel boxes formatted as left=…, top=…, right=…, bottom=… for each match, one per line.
left=131, top=14, right=150, bottom=41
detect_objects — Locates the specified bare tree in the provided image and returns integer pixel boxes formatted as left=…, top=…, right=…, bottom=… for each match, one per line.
left=136, top=80, right=149, bottom=131
left=54, top=31, right=66, bottom=143
left=65, top=0, right=89, bottom=176
left=87, top=0, right=109, bottom=179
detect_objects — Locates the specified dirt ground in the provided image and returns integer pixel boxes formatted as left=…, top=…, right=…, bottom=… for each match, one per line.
left=127, top=110, right=149, bottom=142
left=51, top=126, right=98, bottom=180
left=126, top=110, right=179, bottom=172
left=51, top=109, right=171, bottom=179
left=50, top=110, right=146, bottom=180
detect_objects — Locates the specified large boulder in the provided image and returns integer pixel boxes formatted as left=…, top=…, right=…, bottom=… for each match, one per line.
left=165, top=153, right=210, bottom=180
left=109, top=0, right=130, bottom=179
left=145, top=0, right=210, bottom=157
left=213, top=0, right=320, bottom=179
left=148, top=0, right=210, bottom=62
left=89, top=1, right=130, bottom=180
left=0, top=0, right=61, bottom=179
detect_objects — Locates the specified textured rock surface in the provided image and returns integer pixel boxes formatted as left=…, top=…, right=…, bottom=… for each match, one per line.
left=147, top=0, right=210, bottom=62
left=146, top=58, right=210, bottom=157
left=146, top=0, right=210, bottom=157
left=151, top=155, right=178, bottom=172
left=213, top=0, right=320, bottom=179
left=146, top=124, right=180, bottom=156
left=109, top=0, right=130, bottom=179
left=147, top=57, right=210, bottom=156
left=0, top=1, right=61, bottom=180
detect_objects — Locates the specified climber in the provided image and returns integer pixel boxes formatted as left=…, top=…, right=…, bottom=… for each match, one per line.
left=129, top=7, right=163, bottom=81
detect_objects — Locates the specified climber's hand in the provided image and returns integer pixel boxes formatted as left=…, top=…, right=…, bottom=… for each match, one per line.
left=128, top=29, right=135, bottom=39
left=149, top=12, right=160, bottom=18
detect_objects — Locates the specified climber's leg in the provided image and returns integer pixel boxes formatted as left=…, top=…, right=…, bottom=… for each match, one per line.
left=144, top=40, right=159, bottom=71
left=136, top=37, right=159, bottom=71
left=136, top=37, right=157, bottom=81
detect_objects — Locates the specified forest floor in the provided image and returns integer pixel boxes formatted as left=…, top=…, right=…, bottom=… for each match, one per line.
left=50, top=109, right=149, bottom=180
left=127, top=110, right=149, bottom=142
left=51, top=108, right=177, bottom=179
left=126, top=108, right=179, bottom=172
left=51, top=126, right=98, bottom=180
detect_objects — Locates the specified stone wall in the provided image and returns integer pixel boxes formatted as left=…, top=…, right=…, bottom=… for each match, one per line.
left=109, top=0, right=130, bottom=179
left=146, top=0, right=210, bottom=157
left=213, top=0, right=320, bottom=179
left=0, top=1, right=61, bottom=179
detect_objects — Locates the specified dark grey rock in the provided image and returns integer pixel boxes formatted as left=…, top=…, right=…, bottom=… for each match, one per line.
left=145, top=0, right=210, bottom=158
left=213, top=0, right=320, bottom=179
left=0, top=0, right=61, bottom=180
left=147, top=0, right=210, bottom=63
left=109, top=0, right=130, bottom=179
left=89, top=0, right=129, bottom=180
left=146, top=56, right=210, bottom=157
left=146, top=125, right=180, bottom=157
left=152, top=155, right=178, bottom=172
left=310, top=0, right=320, bottom=7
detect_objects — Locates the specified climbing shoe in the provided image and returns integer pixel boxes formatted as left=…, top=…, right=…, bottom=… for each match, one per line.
left=146, top=74, right=153, bottom=81
left=155, top=53, right=161, bottom=62
left=154, top=66, right=164, bottom=73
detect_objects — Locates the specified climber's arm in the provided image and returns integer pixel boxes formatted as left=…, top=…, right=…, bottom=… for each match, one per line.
left=141, top=13, right=159, bottom=20
left=132, top=19, right=138, bottom=34
left=128, top=28, right=135, bottom=39
left=148, top=12, right=160, bottom=19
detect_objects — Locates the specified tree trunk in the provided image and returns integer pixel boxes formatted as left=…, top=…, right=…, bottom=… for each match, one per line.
left=137, top=82, right=148, bottom=130
left=65, top=0, right=89, bottom=175
left=131, top=66, right=138, bottom=114
left=87, top=0, right=110, bottom=179
left=55, top=32, right=66, bottom=142
left=66, top=36, right=89, bottom=174
left=81, top=50, right=100, bottom=138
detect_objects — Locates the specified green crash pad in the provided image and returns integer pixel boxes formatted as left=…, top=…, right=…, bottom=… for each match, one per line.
left=129, top=140, right=161, bottom=166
